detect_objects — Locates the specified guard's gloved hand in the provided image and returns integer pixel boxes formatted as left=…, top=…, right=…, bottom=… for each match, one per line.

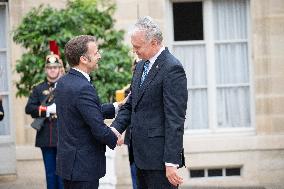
left=46, top=103, right=56, bottom=117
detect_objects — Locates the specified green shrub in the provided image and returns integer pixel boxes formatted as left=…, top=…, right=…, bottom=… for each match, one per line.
left=13, top=0, right=132, bottom=102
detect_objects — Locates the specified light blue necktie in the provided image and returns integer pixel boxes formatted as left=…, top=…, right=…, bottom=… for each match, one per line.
left=140, top=60, right=150, bottom=87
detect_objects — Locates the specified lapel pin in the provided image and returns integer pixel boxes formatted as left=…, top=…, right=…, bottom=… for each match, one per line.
left=156, top=65, right=159, bottom=69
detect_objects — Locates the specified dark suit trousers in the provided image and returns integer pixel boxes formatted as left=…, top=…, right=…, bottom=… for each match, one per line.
left=136, top=167, right=178, bottom=189
left=63, top=179, right=99, bottom=189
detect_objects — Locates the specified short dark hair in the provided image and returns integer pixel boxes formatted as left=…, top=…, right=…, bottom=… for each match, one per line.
left=64, top=35, right=96, bottom=67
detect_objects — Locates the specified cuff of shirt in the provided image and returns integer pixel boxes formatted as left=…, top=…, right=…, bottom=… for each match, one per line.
left=113, top=102, right=119, bottom=115
left=165, top=163, right=179, bottom=167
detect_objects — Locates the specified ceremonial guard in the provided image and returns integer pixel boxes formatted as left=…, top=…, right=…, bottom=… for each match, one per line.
left=25, top=41, right=64, bottom=189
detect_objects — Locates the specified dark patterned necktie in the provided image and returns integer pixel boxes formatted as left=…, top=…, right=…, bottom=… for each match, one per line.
left=140, top=60, right=150, bottom=87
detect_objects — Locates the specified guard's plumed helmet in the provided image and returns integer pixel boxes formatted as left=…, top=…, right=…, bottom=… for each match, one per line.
left=45, top=40, right=62, bottom=67
left=45, top=54, right=62, bottom=67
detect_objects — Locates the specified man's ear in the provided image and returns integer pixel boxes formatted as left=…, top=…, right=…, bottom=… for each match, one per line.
left=151, top=39, right=158, bottom=47
left=80, top=56, right=88, bottom=64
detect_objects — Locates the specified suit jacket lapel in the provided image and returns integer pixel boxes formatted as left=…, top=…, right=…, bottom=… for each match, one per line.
left=139, top=60, right=160, bottom=92
left=133, top=48, right=169, bottom=108
left=132, top=61, right=144, bottom=107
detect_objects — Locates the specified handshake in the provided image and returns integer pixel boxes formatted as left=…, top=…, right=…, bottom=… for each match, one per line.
left=110, top=127, right=124, bottom=146
left=109, top=92, right=130, bottom=146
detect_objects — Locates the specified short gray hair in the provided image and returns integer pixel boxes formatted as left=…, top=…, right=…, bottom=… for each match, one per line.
left=130, top=16, right=163, bottom=44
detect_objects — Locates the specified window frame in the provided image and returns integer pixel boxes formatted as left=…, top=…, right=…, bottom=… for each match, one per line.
left=0, top=2, right=14, bottom=142
left=165, top=0, right=255, bottom=135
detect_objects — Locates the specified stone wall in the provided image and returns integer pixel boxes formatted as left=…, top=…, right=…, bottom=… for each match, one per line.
left=6, top=0, right=284, bottom=188
left=252, top=0, right=284, bottom=135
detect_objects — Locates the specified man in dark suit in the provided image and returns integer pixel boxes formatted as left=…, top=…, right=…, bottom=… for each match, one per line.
left=0, top=96, right=4, bottom=121
left=111, top=16, right=188, bottom=189
left=55, top=35, right=120, bottom=189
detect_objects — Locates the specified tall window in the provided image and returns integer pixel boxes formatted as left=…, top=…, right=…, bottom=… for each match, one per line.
left=0, top=2, right=10, bottom=135
left=172, top=0, right=251, bottom=132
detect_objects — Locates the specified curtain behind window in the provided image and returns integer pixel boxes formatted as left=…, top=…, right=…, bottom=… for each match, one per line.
left=214, top=0, right=250, bottom=128
left=174, top=45, right=208, bottom=129
left=173, top=0, right=250, bottom=130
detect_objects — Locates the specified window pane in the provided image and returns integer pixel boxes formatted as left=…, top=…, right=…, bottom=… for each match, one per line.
left=173, top=45, right=207, bottom=86
left=172, top=0, right=251, bottom=131
left=226, top=167, right=241, bottom=176
left=208, top=169, right=223, bottom=177
left=173, top=2, right=203, bottom=41
left=189, top=169, right=205, bottom=178
left=215, top=43, right=249, bottom=84
left=214, top=0, right=248, bottom=40
left=217, top=87, right=251, bottom=128
left=187, top=89, right=208, bottom=129
left=174, top=45, right=208, bottom=130
left=0, top=95, right=10, bottom=135
left=0, top=5, right=7, bottom=48
left=0, top=52, right=8, bottom=92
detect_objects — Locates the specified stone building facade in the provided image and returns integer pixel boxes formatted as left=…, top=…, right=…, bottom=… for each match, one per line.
left=0, top=0, right=283, bottom=188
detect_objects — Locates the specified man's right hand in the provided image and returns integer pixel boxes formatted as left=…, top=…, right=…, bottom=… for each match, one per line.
left=117, top=135, right=124, bottom=146
left=110, top=127, right=123, bottom=146
left=166, top=166, right=183, bottom=187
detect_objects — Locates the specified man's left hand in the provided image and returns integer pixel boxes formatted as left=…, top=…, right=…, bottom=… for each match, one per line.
left=166, top=166, right=183, bottom=187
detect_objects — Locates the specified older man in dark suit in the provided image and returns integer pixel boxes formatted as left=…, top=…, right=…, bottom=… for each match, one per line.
left=55, top=35, right=120, bottom=189
left=111, top=16, right=188, bottom=189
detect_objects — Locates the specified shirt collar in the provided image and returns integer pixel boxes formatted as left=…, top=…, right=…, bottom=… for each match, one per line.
left=148, top=46, right=165, bottom=64
left=72, top=68, right=90, bottom=82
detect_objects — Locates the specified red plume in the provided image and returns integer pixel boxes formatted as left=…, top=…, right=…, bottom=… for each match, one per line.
left=49, top=40, right=60, bottom=57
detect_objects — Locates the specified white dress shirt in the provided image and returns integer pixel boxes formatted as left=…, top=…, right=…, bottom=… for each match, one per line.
left=145, top=46, right=165, bottom=74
